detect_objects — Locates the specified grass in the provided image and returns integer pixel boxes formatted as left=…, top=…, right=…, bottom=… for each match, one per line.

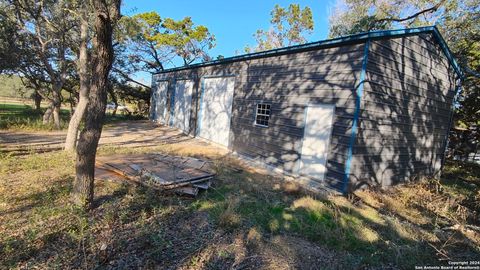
left=0, top=103, right=478, bottom=268
left=1, top=138, right=479, bottom=269
left=0, top=103, right=146, bottom=131
left=0, top=75, right=34, bottom=98
left=0, top=103, right=70, bottom=131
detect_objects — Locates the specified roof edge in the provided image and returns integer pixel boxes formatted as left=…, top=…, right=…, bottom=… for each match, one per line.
left=154, top=26, right=462, bottom=78
left=430, top=26, right=463, bottom=78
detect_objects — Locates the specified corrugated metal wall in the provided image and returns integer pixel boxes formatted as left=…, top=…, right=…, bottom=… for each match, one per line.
left=152, top=43, right=365, bottom=190
left=349, top=33, right=457, bottom=190
left=151, top=32, right=457, bottom=192
left=231, top=44, right=365, bottom=191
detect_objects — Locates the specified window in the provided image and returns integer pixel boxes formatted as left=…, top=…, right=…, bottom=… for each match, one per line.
left=255, top=103, right=271, bottom=127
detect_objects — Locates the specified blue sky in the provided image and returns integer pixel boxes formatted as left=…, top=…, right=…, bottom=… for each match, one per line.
left=122, top=0, right=337, bottom=83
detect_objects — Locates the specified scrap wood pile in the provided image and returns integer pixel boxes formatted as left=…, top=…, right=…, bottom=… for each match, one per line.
left=95, top=153, right=215, bottom=196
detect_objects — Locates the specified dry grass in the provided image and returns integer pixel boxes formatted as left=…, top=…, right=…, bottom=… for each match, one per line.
left=0, top=138, right=479, bottom=269
left=218, top=198, right=242, bottom=229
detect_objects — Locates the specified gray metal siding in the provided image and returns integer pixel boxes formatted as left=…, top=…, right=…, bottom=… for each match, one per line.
left=149, top=31, right=457, bottom=192
left=349, top=33, right=456, bottom=189
left=151, top=43, right=365, bottom=190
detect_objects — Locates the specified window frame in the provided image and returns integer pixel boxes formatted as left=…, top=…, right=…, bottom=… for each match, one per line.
left=254, top=102, right=272, bottom=128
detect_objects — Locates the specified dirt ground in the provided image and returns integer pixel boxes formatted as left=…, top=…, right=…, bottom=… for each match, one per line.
left=1, top=120, right=479, bottom=269
left=0, top=121, right=356, bottom=269
left=0, top=120, right=214, bottom=154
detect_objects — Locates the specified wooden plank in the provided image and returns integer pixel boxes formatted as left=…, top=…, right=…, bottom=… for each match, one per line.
left=173, top=186, right=199, bottom=196
left=96, top=154, right=215, bottom=191
left=192, top=180, right=211, bottom=190
left=95, top=167, right=130, bottom=183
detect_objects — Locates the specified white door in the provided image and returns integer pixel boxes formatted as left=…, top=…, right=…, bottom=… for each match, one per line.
left=152, top=81, right=169, bottom=124
left=197, top=77, right=235, bottom=147
left=299, top=104, right=335, bottom=181
left=172, top=80, right=193, bottom=133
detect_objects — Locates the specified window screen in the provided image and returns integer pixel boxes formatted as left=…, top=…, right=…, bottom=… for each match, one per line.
left=255, top=103, right=271, bottom=127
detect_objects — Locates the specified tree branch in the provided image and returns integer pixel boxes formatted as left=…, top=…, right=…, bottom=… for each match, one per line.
left=147, top=41, right=164, bottom=71
left=369, top=0, right=447, bottom=29
left=112, top=67, right=151, bottom=89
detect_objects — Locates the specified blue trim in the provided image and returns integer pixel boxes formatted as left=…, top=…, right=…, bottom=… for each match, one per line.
left=342, top=39, right=370, bottom=194
left=154, top=26, right=462, bottom=79
left=431, top=27, right=463, bottom=79
left=169, top=79, right=176, bottom=126
left=196, top=78, right=206, bottom=136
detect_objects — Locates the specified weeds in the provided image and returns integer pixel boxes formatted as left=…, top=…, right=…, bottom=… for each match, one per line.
left=0, top=136, right=479, bottom=268
left=218, top=198, right=242, bottom=229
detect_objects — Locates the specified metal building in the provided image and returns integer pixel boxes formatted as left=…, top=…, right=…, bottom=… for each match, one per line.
left=150, top=26, right=462, bottom=193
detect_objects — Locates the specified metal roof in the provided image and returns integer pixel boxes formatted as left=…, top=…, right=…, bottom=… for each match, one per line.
left=154, top=26, right=463, bottom=78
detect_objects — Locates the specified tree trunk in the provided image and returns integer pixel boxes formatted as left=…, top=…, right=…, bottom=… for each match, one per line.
left=73, top=0, right=120, bottom=208
left=68, top=92, right=76, bottom=117
left=51, top=88, right=61, bottom=129
left=65, top=97, right=88, bottom=150
left=52, top=104, right=61, bottom=129
left=65, top=14, right=90, bottom=151
left=33, top=91, right=42, bottom=111
left=42, top=102, right=53, bottom=124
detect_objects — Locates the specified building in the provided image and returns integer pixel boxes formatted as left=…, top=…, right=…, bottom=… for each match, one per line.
left=149, top=26, right=462, bottom=193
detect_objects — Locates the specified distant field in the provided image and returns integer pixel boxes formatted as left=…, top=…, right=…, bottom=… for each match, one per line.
left=0, top=75, right=33, bottom=98
left=0, top=102, right=145, bottom=131
left=0, top=97, right=34, bottom=107
left=0, top=103, right=70, bottom=130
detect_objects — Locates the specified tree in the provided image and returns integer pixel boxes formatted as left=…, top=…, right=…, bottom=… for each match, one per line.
left=117, top=12, right=215, bottom=74
left=73, top=0, right=121, bottom=208
left=102, top=12, right=216, bottom=118
left=441, top=0, right=480, bottom=159
left=9, top=0, right=76, bottom=129
left=328, top=0, right=480, bottom=159
left=109, top=77, right=150, bottom=115
left=0, top=2, right=21, bottom=74
left=328, top=0, right=451, bottom=37
left=64, top=1, right=92, bottom=151
left=245, top=4, right=314, bottom=52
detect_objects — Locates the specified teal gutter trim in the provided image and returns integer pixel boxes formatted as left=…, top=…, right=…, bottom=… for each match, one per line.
left=154, top=26, right=462, bottom=79
left=342, top=39, right=370, bottom=194
left=431, top=27, right=463, bottom=79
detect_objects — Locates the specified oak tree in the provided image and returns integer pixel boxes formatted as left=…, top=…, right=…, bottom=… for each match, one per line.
left=8, top=0, right=76, bottom=129
left=73, top=0, right=121, bottom=208
left=245, top=4, right=314, bottom=52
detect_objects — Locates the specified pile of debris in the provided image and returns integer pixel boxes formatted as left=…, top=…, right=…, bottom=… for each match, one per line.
left=95, top=153, right=215, bottom=196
